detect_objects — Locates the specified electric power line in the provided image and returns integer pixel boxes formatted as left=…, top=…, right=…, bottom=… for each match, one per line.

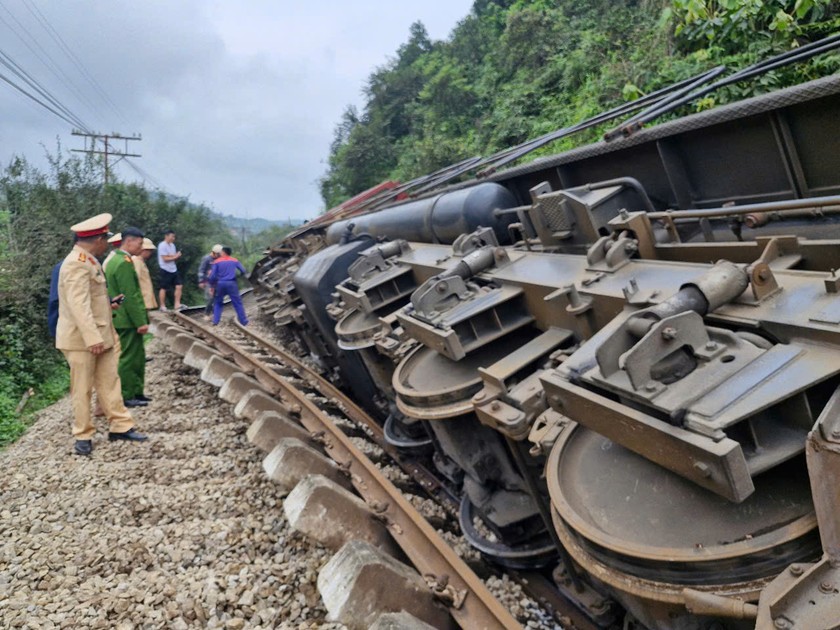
left=0, top=0, right=108, bottom=125
left=0, top=48, right=91, bottom=130
left=124, top=158, right=168, bottom=192
left=0, top=69, right=79, bottom=127
left=21, top=0, right=129, bottom=126
left=0, top=4, right=177, bottom=194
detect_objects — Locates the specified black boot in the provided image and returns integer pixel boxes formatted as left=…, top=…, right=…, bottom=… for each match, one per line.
left=109, top=428, right=149, bottom=442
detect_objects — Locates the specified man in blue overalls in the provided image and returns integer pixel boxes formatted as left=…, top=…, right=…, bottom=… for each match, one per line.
left=208, top=246, right=249, bottom=326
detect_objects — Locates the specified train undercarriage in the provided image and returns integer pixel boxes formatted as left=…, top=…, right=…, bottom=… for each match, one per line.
left=250, top=73, right=840, bottom=629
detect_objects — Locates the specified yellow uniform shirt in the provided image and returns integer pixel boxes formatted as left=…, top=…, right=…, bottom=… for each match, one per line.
left=56, top=245, right=116, bottom=351
left=132, top=255, right=158, bottom=310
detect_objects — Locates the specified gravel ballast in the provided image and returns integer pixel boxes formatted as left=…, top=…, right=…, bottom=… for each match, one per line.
left=0, top=336, right=344, bottom=629
left=1, top=312, right=563, bottom=629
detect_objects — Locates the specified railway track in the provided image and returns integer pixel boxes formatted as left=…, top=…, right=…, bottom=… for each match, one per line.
left=152, top=311, right=599, bottom=629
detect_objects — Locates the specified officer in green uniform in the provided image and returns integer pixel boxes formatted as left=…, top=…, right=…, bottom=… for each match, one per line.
left=105, top=226, right=150, bottom=407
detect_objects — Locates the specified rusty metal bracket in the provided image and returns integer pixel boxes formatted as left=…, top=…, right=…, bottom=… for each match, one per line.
left=473, top=329, right=572, bottom=439
left=424, top=574, right=468, bottom=610
left=586, top=232, right=637, bottom=272
left=747, top=261, right=780, bottom=303
left=620, top=311, right=712, bottom=391
left=756, top=384, right=840, bottom=627
left=410, top=275, right=473, bottom=321
left=621, top=278, right=662, bottom=306
left=757, top=559, right=840, bottom=629
left=540, top=375, right=755, bottom=502
left=607, top=210, right=658, bottom=260
left=451, top=226, right=499, bottom=256
left=544, top=284, right=593, bottom=316
left=347, top=239, right=411, bottom=284
left=743, top=237, right=791, bottom=303
left=527, top=409, right=570, bottom=457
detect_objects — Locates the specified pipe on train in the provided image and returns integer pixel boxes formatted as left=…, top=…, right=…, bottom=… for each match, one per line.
left=625, top=260, right=749, bottom=338
left=326, top=183, right=519, bottom=246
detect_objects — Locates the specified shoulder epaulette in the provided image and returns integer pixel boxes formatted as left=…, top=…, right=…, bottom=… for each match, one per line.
left=78, top=252, right=86, bottom=262
left=124, top=255, right=132, bottom=263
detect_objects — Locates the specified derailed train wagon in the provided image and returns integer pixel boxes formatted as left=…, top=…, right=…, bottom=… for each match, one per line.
left=251, top=61, right=840, bottom=629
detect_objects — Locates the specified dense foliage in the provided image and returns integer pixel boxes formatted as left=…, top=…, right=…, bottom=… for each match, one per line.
left=320, top=0, right=840, bottom=208
left=0, top=150, right=280, bottom=446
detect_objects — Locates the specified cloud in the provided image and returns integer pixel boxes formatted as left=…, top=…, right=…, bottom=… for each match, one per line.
left=0, top=0, right=473, bottom=221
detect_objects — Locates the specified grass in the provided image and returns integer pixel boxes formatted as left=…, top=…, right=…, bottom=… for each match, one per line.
left=0, top=363, right=69, bottom=448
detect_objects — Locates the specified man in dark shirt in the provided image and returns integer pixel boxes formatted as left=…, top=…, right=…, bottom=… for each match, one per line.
left=197, top=244, right=223, bottom=320
left=48, top=261, right=62, bottom=338
left=208, top=246, right=249, bottom=326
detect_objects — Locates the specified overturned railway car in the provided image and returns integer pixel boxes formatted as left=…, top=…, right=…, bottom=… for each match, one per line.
left=252, top=74, right=840, bottom=629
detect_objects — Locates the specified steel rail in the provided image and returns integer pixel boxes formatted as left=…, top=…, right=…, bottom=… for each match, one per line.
left=238, top=319, right=387, bottom=441
left=229, top=320, right=456, bottom=506
left=170, top=313, right=521, bottom=629
left=221, top=318, right=601, bottom=627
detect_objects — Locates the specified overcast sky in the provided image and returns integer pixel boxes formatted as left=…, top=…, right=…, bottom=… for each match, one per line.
left=0, top=0, right=474, bottom=222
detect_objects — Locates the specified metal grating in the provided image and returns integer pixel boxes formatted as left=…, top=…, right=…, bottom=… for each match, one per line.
left=536, top=193, right=573, bottom=233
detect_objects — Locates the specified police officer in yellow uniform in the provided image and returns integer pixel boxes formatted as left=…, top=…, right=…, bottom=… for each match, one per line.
left=103, top=232, right=122, bottom=272
left=133, top=238, right=158, bottom=310
left=56, top=213, right=148, bottom=456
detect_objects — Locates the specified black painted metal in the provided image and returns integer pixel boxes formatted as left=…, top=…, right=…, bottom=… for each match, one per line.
left=326, top=182, right=519, bottom=245
left=292, top=238, right=381, bottom=414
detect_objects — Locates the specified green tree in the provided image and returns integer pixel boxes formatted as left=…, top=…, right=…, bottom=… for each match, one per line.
left=673, top=0, right=839, bottom=53
left=0, top=149, right=226, bottom=445
left=319, top=0, right=839, bottom=207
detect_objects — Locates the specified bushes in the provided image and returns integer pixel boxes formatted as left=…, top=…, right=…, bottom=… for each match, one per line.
left=0, top=149, right=228, bottom=446
left=0, top=363, right=68, bottom=447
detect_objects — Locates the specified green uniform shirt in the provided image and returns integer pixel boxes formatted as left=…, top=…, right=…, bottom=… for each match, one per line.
left=105, top=251, right=149, bottom=329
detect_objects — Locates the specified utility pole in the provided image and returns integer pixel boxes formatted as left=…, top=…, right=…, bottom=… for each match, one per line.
left=71, top=130, right=142, bottom=185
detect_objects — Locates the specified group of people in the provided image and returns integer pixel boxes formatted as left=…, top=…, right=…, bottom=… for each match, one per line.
left=50, top=212, right=250, bottom=456
left=51, top=215, right=152, bottom=456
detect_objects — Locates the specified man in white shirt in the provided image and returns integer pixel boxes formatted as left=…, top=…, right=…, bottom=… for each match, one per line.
left=157, top=229, right=184, bottom=311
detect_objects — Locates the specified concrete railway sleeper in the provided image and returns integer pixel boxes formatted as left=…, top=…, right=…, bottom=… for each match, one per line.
left=153, top=313, right=580, bottom=630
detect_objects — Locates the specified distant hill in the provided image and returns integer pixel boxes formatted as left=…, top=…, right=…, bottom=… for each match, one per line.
left=160, top=193, right=304, bottom=236
left=217, top=214, right=305, bottom=234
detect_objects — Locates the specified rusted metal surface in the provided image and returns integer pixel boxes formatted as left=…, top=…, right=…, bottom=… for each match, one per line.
left=544, top=422, right=819, bottom=629
left=755, top=384, right=840, bottom=628
left=755, top=559, right=840, bottom=629
left=171, top=313, right=521, bottom=630
left=646, top=194, right=840, bottom=221
left=541, top=376, right=754, bottom=502
left=807, top=384, right=840, bottom=566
